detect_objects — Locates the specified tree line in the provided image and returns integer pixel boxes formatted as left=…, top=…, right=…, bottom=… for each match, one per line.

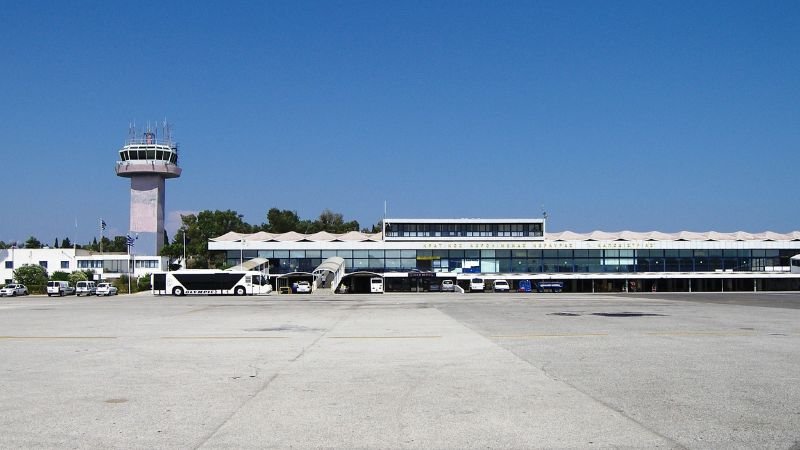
left=2, top=208, right=380, bottom=270
left=0, top=235, right=148, bottom=253
left=160, top=208, right=380, bottom=269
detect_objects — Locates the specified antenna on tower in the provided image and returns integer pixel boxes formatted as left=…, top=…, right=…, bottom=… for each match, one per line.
left=541, top=205, right=548, bottom=221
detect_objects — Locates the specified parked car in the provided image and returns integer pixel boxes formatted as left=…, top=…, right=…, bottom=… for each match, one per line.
left=0, top=283, right=28, bottom=297
left=295, top=281, right=312, bottom=293
left=469, top=277, right=485, bottom=292
left=493, top=279, right=510, bottom=292
left=370, top=277, right=384, bottom=293
left=95, top=282, right=118, bottom=296
left=441, top=280, right=455, bottom=292
left=46, top=281, right=75, bottom=296
left=75, top=281, right=97, bottom=296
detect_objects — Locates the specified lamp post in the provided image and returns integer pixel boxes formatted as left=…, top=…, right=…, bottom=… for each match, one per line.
left=182, top=228, right=186, bottom=268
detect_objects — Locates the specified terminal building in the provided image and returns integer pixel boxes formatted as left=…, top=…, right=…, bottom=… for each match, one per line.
left=0, top=247, right=165, bottom=285
left=209, top=218, right=800, bottom=293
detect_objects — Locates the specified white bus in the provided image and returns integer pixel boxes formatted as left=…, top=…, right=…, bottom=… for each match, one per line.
left=152, top=270, right=273, bottom=296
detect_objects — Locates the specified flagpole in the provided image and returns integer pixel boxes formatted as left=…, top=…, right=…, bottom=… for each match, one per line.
left=100, top=219, right=104, bottom=254
left=127, top=237, right=131, bottom=295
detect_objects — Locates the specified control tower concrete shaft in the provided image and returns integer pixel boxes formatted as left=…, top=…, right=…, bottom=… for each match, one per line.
left=115, top=123, right=181, bottom=254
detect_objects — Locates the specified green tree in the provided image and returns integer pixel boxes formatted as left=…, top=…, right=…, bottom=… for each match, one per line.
left=50, top=271, right=70, bottom=281
left=68, top=270, right=88, bottom=286
left=24, top=236, right=42, bottom=249
left=312, top=209, right=360, bottom=233
left=363, top=219, right=383, bottom=233
left=0, top=241, right=6, bottom=249
left=54, top=238, right=60, bottom=248
left=167, top=210, right=254, bottom=269
left=61, top=237, right=72, bottom=249
left=13, top=264, right=48, bottom=286
left=112, top=276, right=129, bottom=294
left=160, top=238, right=183, bottom=265
left=265, top=208, right=301, bottom=233
left=99, top=236, right=129, bottom=253
left=137, top=274, right=151, bottom=291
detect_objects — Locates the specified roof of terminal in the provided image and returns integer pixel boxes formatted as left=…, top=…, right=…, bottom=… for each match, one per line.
left=211, top=230, right=800, bottom=243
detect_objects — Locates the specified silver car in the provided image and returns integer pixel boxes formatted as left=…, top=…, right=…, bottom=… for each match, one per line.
left=95, top=282, right=118, bottom=296
left=295, top=281, right=312, bottom=294
left=0, top=284, right=29, bottom=297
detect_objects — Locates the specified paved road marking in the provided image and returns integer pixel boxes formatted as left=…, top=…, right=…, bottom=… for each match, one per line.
left=327, top=335, right=442, bottom=339
left=0, top=336, right=117, bottom=340
left=160, top=336, right=288, bottom=339
left=646, top=331, right=757, bottom=336
left=491, top=333, right=609, bottom=339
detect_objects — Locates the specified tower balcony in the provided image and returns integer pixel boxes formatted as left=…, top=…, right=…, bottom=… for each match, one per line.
left=115, top=161, right=182, bottom=178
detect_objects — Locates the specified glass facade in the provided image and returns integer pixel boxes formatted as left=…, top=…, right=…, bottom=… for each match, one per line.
left=226, top=249, right=796, bottom=275
left=385, top=222, right=543, bottom=238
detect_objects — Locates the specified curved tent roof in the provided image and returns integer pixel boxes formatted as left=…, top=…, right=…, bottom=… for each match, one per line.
left=211, top=231, right=245, bottom=242
left=210, top=230, right=800, bottom=243
left=245, top=231, right=277, bottom=241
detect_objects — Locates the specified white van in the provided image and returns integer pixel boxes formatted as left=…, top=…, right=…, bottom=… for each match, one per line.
left=370, top=277, right=384, bottom=293
left=75, top=281, right=97, bottom=296
left=469, top=277, right=485, bottom=292
left=47, top=281, right=75, bottom=297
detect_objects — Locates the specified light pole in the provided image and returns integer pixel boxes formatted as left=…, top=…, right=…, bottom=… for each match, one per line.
left=182, top=228, right=187, bottom=269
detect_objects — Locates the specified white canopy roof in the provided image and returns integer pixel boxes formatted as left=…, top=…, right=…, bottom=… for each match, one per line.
left=211, top=230, right=800, bottom=243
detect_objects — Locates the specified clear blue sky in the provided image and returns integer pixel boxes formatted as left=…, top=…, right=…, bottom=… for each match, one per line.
left=1, top=1, right=798, bottom=246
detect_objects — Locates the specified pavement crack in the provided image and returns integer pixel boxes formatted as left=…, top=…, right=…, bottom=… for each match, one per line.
left=191, top=307, right=354, bottom=449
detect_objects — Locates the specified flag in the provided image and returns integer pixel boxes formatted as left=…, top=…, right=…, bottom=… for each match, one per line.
left=126, top=234, right=136, bottom=247
left=101, top=219, right=107, bottom=231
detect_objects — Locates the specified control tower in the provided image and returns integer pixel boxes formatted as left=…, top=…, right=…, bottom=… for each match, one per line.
left=115, top=122, right=181, bottom=254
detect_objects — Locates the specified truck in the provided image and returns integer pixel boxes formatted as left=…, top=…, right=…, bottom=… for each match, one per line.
left=536, top=281, right=564, bottom=293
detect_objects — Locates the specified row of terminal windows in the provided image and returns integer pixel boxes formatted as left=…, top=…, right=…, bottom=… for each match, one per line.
left=77, top=259, right=160, bottom=271
left=227, top=249, right=796, bottom=274
left=119, top=147, right=178, bottom=164
left=385, top=223, right=543, bottom=238
left=4, top=261, right=69, bottom=269
left=5, top=260, right=160, bottom=271
left=229, top=248, right=786, bottom=259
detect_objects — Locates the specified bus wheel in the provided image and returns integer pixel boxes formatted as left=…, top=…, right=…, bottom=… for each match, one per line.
left=234, top=286, right=246, bottom=296
left=172, top=287, right=185, bottom=296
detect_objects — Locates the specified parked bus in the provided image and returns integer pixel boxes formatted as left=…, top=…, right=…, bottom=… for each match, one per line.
left=151, top=270, right=273, bottom=296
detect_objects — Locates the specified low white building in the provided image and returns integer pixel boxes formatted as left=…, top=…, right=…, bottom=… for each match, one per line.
left=0, top=247, right=166, bottom=284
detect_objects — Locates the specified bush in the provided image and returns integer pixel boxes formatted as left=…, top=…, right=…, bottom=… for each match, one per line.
left=50, top=271, right=70, bottom=281
left=113, top=276, right=130, bottom=294
left=68, top=271, right=87, bottom=286
left=27, top=285, right=46, bottom=295
left=137, top=274, right=151, bottom=292
left=13, top=264, right=48, bottom=286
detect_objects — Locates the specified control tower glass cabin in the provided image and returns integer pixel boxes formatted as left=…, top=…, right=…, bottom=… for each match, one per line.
left=115, top=126, right=181, bottom=254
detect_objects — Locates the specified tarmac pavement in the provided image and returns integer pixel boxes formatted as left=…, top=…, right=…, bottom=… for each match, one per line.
left=1, top=291, right=798, bottom=449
